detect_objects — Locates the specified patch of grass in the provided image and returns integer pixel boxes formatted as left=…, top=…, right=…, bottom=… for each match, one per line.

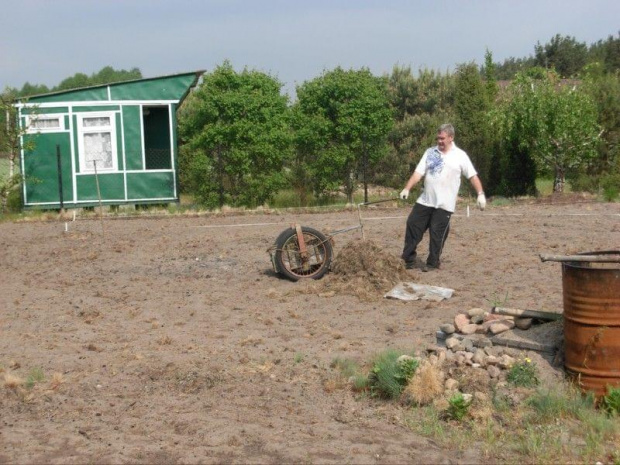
left=402, top=361, right=444, bottom=406
left=527, top=385, right=593, bottom=422
left=404, top=405, right=447, bottom=439
left=25, top=367, right=45, bottom=389
left=367, top=350, right=419, bottom=399
left=489, top=196, right=514, bottom=207
left=4, top=372, right=24, bottom=390
left=293, top=352, right=305, bottom=364
left=507, top=357, right=539, bottom=388
left=330, top=357, right=360, bottom=379
left=49, top=372, right=65, bottom=390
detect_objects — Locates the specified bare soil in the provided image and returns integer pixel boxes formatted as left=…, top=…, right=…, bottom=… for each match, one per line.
left=1, top=199, right=619, bottom=464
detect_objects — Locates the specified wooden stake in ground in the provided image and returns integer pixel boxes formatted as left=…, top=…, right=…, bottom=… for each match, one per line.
left=93, top=160, right=105, bottom=240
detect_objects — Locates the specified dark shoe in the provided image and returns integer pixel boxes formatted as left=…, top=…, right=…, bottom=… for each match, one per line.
left=422, top=264, right=438, bottom=272
left=404, top=261, right=415, bottom=270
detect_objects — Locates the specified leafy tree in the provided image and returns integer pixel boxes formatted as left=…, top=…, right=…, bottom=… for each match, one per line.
left=496, top=71, right=601, bottom=193
left=493, top=56, right=536, bottom=80
left=55, top=73, right=91, bottom=92
left=378, top=66, right=453, bottom=189
left=1, top=88, right=35, bottom=212
left=483, top=50, right=500, bottom=103
left=588, top=32, right=620, bottom=74
left=534, top=34, right=588, bottom=78
left=454, top=62, right=493, bottom=187
left=178, top=61, right=291, bottom=208
left=293, top=67, right=393, bottom=203
left=580, top=64, right=620, bottom=180
left=55, top=66, right=142, bottom=92
left=18, top=82, right=50, bottom=97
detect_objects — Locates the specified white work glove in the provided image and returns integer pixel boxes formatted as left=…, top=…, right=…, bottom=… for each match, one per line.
left=476, top=193, right=486, bottom=211
left=400, top=188, right=410, bottom=200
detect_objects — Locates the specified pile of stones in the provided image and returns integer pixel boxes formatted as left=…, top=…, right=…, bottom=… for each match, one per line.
left=434, top=307, right=526, bottom=380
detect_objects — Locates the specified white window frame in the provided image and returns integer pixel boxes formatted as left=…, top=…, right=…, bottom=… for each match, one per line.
left=77, top=112, right=118, bottom=173
left=26, top=114, right=65, bottom=133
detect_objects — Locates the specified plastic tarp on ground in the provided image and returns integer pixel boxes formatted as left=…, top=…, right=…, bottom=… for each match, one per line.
left=385, top=282, right=454, bottom=302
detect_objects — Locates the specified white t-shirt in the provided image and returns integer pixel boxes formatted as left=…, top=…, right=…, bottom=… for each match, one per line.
left=414, top=143, right=477, bottom=213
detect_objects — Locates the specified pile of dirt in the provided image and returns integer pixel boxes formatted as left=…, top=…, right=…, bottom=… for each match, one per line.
left=318, top=239, right=411, bottom=300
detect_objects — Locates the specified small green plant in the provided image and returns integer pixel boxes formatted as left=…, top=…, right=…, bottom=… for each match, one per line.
left=601, top=385, right=620, bottom=416
left=396, top=357, right=419, bottom=384
left=507, top=357, right=539, bottom=388
left=367, top=350, right=419, bottom=399
left=446, top=392, right=472, bottom=421
left=25, top=367, right=45, bottom=389
left=485, top=291, right=510, bottom=308
left=293, top=352, right=305, bottom=364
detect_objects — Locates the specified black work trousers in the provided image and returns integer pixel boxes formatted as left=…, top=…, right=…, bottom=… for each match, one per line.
left=401, top=203, right=452, bottom=268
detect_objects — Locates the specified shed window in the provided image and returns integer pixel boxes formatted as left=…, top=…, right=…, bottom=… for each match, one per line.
left=77, top=113, right=118, bottom=173
left=27, top=114, right=64, bottom=132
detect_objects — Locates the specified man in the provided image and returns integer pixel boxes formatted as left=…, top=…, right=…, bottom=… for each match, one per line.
left=400, top=124, right=486, bottom=271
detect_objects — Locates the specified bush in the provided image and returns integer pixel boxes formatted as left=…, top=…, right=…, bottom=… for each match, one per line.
left=600, top=173, right=620, bottom=201
left=570, top=173, right=599, bottom=194
left=601, top=385, right=620, bottom=416
left=445, top=392, right=472, bottom=421
left=5, top=187, right=22, bottom=213
left=507, top=357, right=539, bottom=388
left=367, top=350, right=419, bottom=399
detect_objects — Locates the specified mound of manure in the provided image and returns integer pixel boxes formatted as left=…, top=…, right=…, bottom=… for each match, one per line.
left=320, top=239, right=412, bottom=300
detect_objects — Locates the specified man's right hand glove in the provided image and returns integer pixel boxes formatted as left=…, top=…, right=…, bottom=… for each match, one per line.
left=400, top=188, right=410, bottom=200
left=477, top=193, right=486, bottom=210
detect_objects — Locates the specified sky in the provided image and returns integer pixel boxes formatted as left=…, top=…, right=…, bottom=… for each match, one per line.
left=1, top=0, right=619, bottom=97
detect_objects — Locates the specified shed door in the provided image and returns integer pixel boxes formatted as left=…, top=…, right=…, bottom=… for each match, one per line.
left=143, top=106, right=171, bottom=170
left=23, top=132, right=73, bottom=206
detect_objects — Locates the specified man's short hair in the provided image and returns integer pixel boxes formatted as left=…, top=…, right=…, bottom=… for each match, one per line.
left=439, top=123, right=455, bottom=137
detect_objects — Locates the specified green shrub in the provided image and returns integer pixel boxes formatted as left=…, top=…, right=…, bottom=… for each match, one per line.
left=600, top=173, right=620, bottom=202
left=367, top=350, right=419, bottom=399
left=507, top=357, right=539, bottom=388
left=446, top=392, right=472, bottom=421
left=601, top=385, right=620, bottom=416
left=570, top=173, right=599, bottom=194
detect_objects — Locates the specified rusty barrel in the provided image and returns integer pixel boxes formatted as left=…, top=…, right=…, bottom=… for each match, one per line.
left=562, top=251, right=620, bottom=397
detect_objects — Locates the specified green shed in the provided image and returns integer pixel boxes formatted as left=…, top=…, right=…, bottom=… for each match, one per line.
left=15, top=71, right=203, bottom=209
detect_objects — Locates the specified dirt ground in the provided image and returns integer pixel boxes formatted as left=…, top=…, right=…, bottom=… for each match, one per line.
left=1, top=199, right=619, bottom=464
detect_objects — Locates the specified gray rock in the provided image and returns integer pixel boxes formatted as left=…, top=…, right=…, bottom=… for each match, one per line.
left=440, top=323, right=455, bottom=334
left=445, top=378, right=459, bottom=391
left=467, top=308, right=485, bottom=318
left=471, top=314, right=485, bottom=325
left=487, top=365, right=501, bottom=379
left=472, top=349, right=486, bottom=365
left=486, top=355, right=499, bottom=366
left=462, top=338, right=475, bottom=352
left=515, top=317, right=533, bottom=330
left=473, top=338, right=493, bottom=348
left=445, top=337, right=460, bottom=350
left=489, top=320, right=515, bottom=335
left=461, top=324, right=478, bottom=335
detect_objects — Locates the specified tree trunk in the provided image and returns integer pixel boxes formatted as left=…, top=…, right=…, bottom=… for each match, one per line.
left=553, top=166, right=565, bottom=193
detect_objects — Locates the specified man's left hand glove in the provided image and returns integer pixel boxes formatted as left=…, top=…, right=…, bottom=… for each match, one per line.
left=477, top=193, right=486, bottom=211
